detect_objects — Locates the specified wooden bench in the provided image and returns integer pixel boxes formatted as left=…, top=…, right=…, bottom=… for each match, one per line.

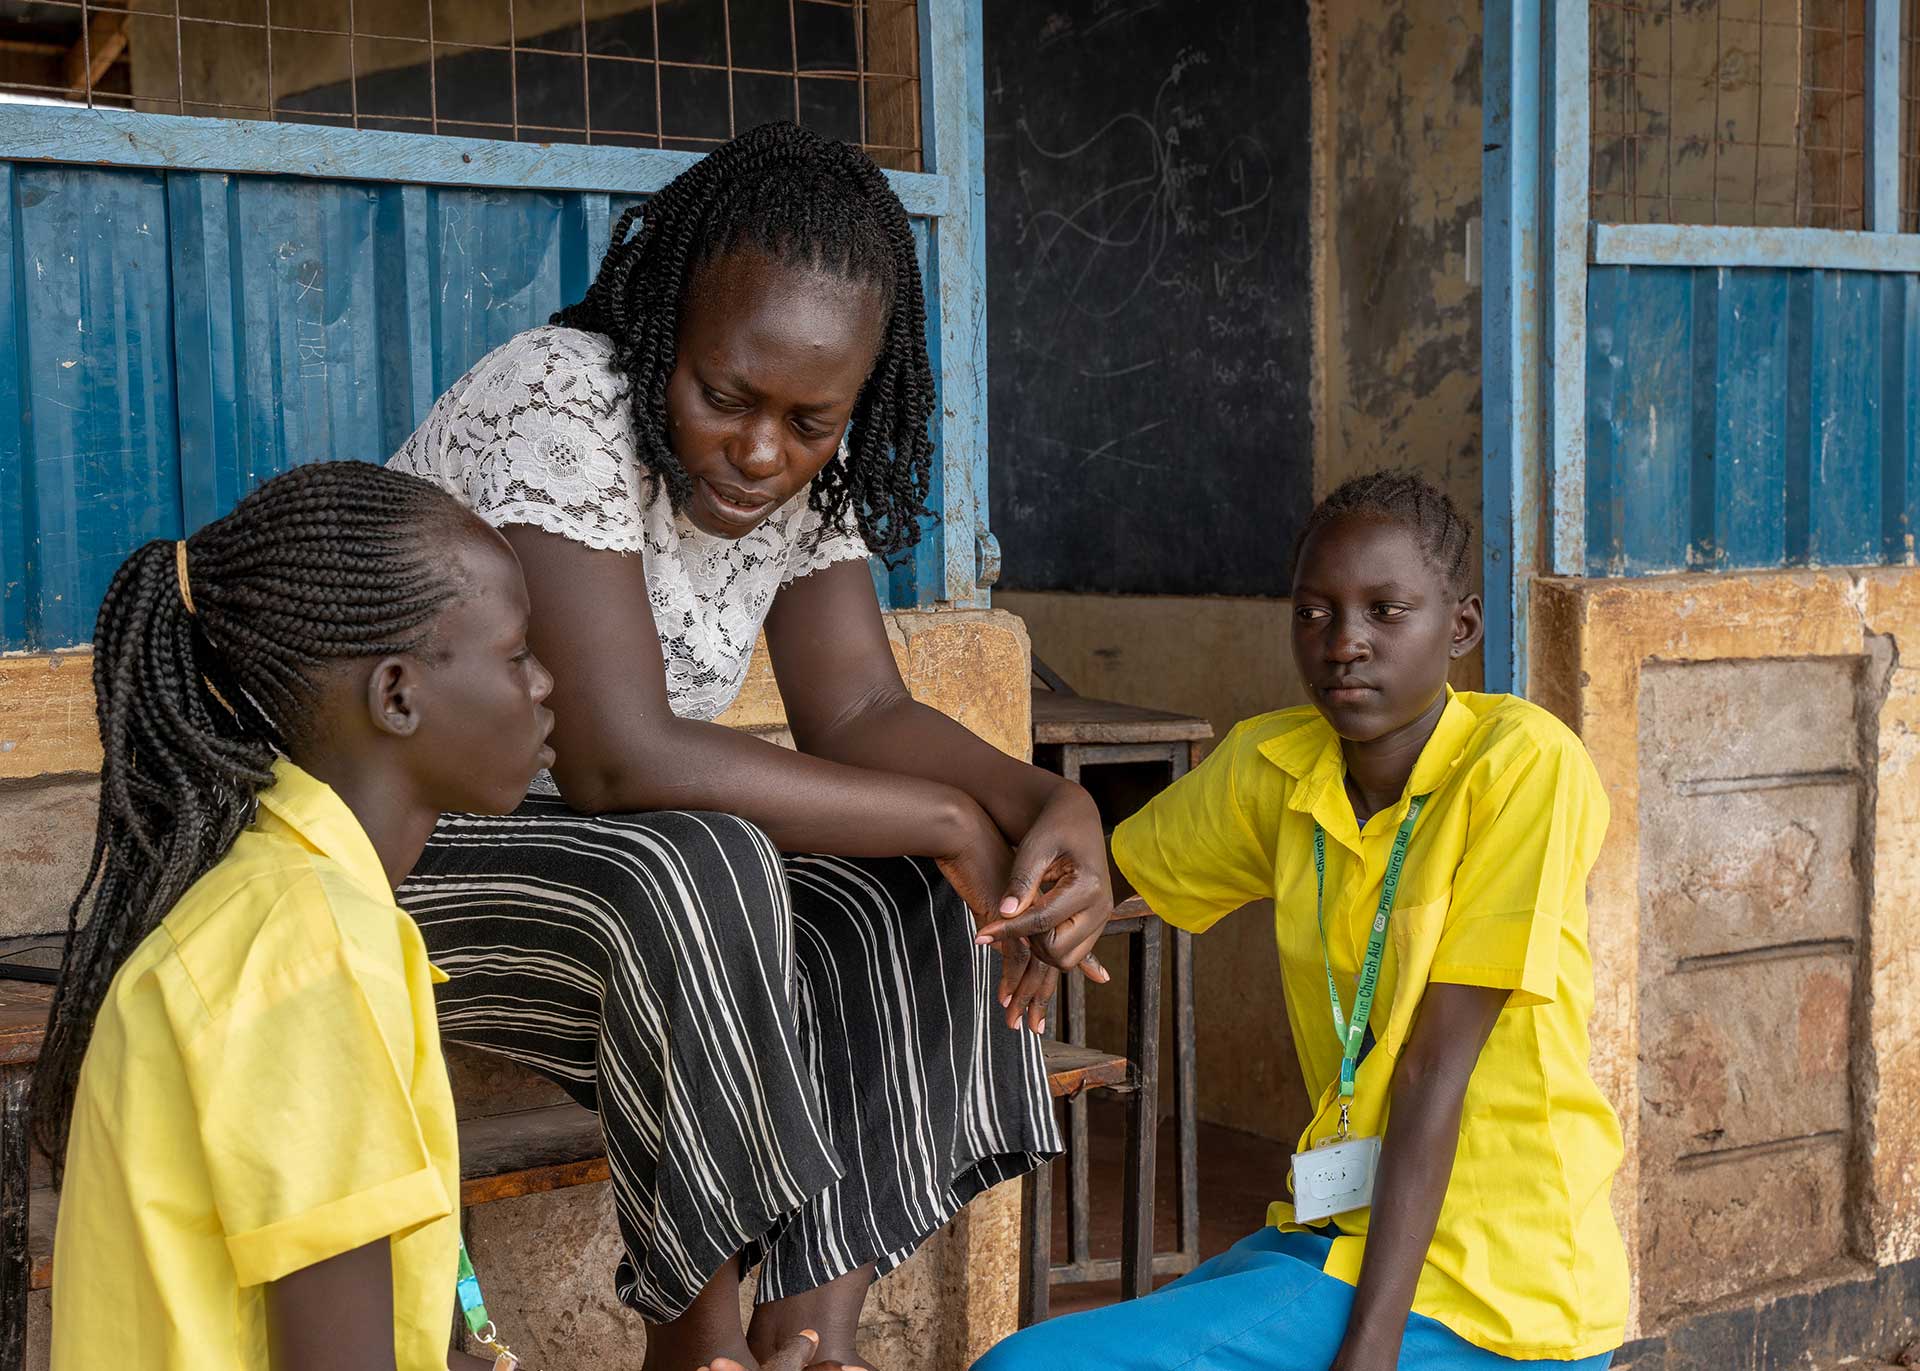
left=0, top=973, right=1124, bottom=1369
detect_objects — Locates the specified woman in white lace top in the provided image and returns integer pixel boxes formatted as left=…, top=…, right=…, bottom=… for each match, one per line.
left=388, top=123, right=1113, bottom=1371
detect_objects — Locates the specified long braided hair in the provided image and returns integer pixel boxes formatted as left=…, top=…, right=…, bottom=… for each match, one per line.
left=552, top=121, right=935, bottom=560
left=1293, top=472, right=1477, bottom=595
left=32, top=461, right=476, bottom=1172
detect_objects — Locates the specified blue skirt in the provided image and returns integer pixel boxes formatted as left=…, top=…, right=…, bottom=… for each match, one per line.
left=972, top=1228, right=1617, bottom=1370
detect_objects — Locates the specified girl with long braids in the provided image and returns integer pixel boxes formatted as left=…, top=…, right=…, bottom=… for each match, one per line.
left=388, top=122, right=1109, bottom=1369
left=35, top=461, right=580, bottom=1370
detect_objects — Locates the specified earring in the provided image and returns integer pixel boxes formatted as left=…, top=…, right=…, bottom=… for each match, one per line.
left=837, top=423, right=852, bottom=463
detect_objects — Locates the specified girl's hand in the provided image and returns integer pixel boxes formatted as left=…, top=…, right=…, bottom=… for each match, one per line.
left=973, top=784, right=1114, bottom=980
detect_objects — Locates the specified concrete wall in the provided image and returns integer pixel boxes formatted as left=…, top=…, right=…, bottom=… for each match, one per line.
left=1531, top=568, right=1920, bottom=1339
left=2, top=607, right=1038, bottom=1370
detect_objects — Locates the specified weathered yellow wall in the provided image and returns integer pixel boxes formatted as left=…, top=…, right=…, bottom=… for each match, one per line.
left=1532, top=568, right=1920, bottom=1338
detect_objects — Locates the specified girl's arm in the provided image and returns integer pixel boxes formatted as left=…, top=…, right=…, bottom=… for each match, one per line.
left=266, top=1237, right=498, bottom=1371
left=1331, top=981, right=1509, bottom=1371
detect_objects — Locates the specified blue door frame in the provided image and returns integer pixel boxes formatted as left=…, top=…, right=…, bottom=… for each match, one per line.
left=0, top=0, right=992, bottom=653
left=1482, top=0, right=1920, bottom=694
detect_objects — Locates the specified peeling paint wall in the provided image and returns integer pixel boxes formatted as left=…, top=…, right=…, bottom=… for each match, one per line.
left=1316, top=0, right=1484, bottom=526
left=1532, top=567, right=1920, bottom=1339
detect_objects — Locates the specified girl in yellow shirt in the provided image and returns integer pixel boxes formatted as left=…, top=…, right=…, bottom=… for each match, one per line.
left=34, top=461, right=840, bottom=1371
left=976, top=474, right=1628, bottom=1370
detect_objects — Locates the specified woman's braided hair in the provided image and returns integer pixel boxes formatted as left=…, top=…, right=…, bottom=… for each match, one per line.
left=31, top=461, right=475, bottom=1173
left=1294, top=471, right=1477, bottom=595
left=552, top=121, right=935, bottom=560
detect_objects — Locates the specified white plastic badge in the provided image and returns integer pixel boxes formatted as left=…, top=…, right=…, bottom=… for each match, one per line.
left=1290, top=1135, right=1381, bottom=1223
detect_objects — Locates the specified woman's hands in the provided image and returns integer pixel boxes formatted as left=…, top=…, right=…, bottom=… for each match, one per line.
left=974, top=784, right=1115, bottom=979
left=934, top=788, right=1114, bottom=1033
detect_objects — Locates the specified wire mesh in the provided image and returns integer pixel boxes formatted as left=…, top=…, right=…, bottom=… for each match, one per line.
left=0, top=0, right=924, bottom=170
left=1591, top=0, right=1867, bottom=228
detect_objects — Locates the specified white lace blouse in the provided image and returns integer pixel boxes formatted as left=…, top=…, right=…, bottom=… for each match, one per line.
left=389, top=325, right=872, bottom=722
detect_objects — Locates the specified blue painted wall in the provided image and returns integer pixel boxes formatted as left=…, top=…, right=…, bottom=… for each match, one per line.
left=1586, top=263, right=1919, bottom=577
left=0, top=162, right=941, bottom=650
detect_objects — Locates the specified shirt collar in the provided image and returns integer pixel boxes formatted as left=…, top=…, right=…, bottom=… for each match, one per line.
left=1258, top=687, right=1479, bottom=840
left=252, top=758, right=395, bottom=903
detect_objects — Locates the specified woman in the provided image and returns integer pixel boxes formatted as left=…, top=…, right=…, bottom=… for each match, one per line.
left=389, top=122, right=1110, bottom=1371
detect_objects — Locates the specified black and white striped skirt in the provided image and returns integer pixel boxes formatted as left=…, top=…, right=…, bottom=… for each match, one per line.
left=396, top=791, right=1061, bottom=1323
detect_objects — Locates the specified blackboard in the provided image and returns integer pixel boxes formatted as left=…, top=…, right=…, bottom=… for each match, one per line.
left=984, top=0, right=1313, bottom=597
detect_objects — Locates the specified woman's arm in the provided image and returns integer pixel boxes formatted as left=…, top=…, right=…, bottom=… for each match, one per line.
left=1330, top=981, right=1509, bottom=1371
left=764, top=561, right=1114, bottom=970
left=506, top=527, right=1066, bottom=1024
left=511, top=526, right=998, bottom=864
left=265, top=1238, right=494, bottom=1371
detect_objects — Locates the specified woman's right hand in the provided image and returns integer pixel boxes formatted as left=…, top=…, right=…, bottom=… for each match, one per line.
left=931, top=799, right=1060, bottom=1034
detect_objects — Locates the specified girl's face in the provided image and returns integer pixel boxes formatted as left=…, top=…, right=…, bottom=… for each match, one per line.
left=408, top=529, right=557, bottom=815
left=1290, top=514, right=1484, bottom=743
left=664, top=247, right=886, bottom=540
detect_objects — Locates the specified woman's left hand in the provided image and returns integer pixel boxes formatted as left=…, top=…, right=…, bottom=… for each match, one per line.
left=973, top=784, right=1115, bottom=979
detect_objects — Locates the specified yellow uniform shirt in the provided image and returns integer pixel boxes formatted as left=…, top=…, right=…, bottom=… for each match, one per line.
left=52, top=761, right=460, bottom=1371
left=1113, top=689, right=1628, bottom=1360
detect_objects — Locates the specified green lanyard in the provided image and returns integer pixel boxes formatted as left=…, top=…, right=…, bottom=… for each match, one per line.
left=1313, top=793, right=1428, bottom=1135
left=457, top=1236, right=517, bottom=1364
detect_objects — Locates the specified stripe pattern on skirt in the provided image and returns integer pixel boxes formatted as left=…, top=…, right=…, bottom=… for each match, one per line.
left=396, top=794, right=1062, bottom=1322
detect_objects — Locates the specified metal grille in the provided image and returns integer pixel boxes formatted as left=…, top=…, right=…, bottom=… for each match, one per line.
left=1591, top=0, right=1867, bottom=227
left=0, top=0, right=924, bottom=170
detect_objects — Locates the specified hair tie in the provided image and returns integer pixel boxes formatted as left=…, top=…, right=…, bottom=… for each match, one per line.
left=174, top=541, right=196, bottom=616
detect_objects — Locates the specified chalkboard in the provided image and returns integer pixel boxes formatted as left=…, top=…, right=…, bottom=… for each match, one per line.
left=984, top=0, right=1313, bottom=597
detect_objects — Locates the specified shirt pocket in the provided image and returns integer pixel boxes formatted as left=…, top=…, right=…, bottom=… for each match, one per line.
left=1382, top=893, right=1452, bottom=1053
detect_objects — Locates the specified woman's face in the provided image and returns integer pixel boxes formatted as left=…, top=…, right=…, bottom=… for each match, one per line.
left=665, top=247, right=887, bottom=539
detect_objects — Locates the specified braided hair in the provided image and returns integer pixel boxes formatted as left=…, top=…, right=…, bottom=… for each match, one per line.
left=1294, top=472, right=1477, bottom=596
left=31, top=461, right=477, bottom=1173
left=552, top=121, right=935, bottom=560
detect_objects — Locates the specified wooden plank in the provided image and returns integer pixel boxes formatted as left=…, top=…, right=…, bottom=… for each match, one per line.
left=0, top=983, right=51, bottom=1068
left=64, top=13, right=127, bottom=93
left=0, top=650, right=100, bottom=779
left=1040, top=1041, right=1130, bottom=1100
left=1031, top=692, right=1213, bottom=746
left=0, top=105, right=950, bottom=215
left=28, top=1188, right=50, bottom=1292
left=2, top=1068, right=29, bottom=1364
left=457, top=1102, right=605, bottom=1182
left=1591, top=223, right=1920, bottom=273
left=461, top=1157, right=611, bottom=1207
left=1865, top=0, right=1901, bottom=233
left=1807, top=271, right=1884, bottom=566
left=1712, top=270, right=1792, bottom=569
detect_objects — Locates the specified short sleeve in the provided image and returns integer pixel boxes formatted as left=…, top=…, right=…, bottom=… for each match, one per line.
left=1430, top=732, right=1609, bottom=1007
left=782, top=489, right=873, bottom=585
left=390, top=326, right=652, bottom=554
left=185, top=922, right=450, bottom=1287
left=1111, top=720, right=1282, bottom=934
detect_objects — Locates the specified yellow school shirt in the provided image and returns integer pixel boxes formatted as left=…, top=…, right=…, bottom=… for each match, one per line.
left=52, top=760, right=460, bottom=1371
left=1112, top=689, right=1628, bottom=1360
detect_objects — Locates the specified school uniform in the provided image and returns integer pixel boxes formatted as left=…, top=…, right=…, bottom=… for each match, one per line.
left=977, top=689, right=1628, bottom=1369
left=52, top=761, right=461, bottom=1371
